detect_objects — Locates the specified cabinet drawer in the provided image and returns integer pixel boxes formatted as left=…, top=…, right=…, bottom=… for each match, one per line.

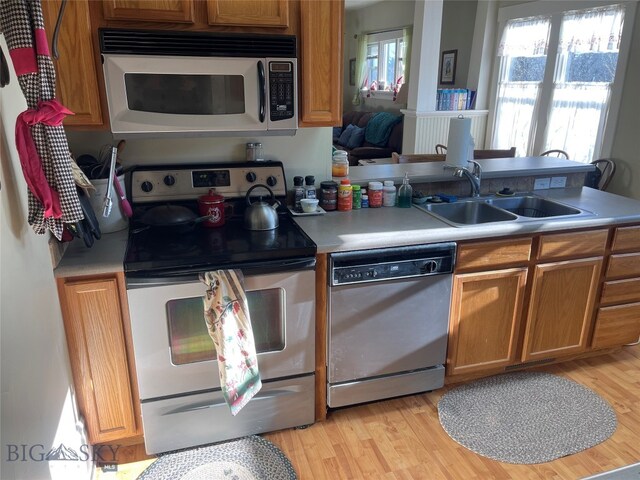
left=607, top=253, right=640, bottom=279
left=600, top=278, right=640, bottom=305
left=591, top=302, right=640, bottom=349
left=612, top=225, right=640, bottom=252
left=457, top=238, right=531, bottom=270
left=538, top=229, right=608, bottom=260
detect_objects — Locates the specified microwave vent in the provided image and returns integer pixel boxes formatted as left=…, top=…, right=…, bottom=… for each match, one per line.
left=100, top=29, right=296, bottom=58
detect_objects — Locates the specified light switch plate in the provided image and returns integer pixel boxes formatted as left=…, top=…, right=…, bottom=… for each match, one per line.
left=534, top=177, right=551, bottom=190
left=550, top=176, right=567, bottom=188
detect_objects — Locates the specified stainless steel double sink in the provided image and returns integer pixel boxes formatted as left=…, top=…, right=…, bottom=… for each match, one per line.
left=414, top=194, right=595, bottom=227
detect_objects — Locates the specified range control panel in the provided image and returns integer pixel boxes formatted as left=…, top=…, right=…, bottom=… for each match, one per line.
left=130, top=161, right=287, bottom=203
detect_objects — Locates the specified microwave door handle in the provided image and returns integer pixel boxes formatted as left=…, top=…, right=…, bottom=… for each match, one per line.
left=258, top=60, right=266, bottom=123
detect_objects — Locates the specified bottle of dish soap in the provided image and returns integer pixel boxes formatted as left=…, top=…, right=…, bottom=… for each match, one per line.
left=397, top=172, right=413, bottom=208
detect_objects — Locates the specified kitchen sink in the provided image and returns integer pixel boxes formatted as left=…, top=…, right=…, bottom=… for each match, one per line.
left=415, top=194, right=594, bottom=227
left=486, top=196, right=582, bottom=217
left=420, top=201, right=518, bottom=226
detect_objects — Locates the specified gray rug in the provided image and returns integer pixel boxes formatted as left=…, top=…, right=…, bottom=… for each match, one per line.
left=137, top=436, right=297, bottom=480
left=438, top=371, right=617, bottom=464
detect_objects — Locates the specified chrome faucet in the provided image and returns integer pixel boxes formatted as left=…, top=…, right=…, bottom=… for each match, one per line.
left=445, top=161, right=482, bottom=197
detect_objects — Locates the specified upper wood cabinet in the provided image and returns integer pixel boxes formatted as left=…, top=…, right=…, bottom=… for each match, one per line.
left=102, top=0, right=195, bottom=23
left=57, top=273, right=142, bottom=444
left=298, top=0, right=343, bottom=126
left=42, top=0, right=106, bottom=126
left=207, top=0, right=289, bottom=27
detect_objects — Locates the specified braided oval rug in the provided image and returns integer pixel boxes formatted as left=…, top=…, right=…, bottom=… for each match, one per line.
left=137, top=436, right=296, bottom=480
left=438, top=371, right=617, bottom=464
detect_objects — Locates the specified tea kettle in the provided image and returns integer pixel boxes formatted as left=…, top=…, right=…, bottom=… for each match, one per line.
left=244, top=184, right=280, bottom=230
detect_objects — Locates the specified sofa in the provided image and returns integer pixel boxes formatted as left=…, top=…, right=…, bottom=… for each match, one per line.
left=333, top=111, right=403, bottom=165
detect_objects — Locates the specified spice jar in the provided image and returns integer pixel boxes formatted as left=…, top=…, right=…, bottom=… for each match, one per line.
left=246, top=142, right=263, bottom=161
left=337, top=178, right=353, bottom=211
left=332, top=150, right=349, bottom=177
left=368, top=181, right=383, bottom=208
left=320, top=180, right=338, bottom=211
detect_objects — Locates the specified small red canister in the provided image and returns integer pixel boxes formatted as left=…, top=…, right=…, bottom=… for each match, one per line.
left=198, top=189, right=227, bottom=227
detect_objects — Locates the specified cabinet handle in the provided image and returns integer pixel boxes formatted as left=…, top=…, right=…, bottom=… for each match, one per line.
left=52, top=0, right=68, bottom=60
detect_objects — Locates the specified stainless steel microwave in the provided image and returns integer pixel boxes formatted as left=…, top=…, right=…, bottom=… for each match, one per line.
left=99, top=29, right=298, bottom=138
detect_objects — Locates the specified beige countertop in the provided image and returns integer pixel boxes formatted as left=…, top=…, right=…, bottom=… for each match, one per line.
left=54, top=187, right=640, bottom=277
left=348, top=156, right=594, bottom=185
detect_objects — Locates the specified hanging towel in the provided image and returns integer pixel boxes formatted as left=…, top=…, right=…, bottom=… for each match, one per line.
left=200, top=270, right=261, bottom=416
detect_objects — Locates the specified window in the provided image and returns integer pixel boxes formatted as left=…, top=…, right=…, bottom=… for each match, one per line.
left=364, top=30, right=406, bottom=95
left=491, top=3, right=627, bottom=162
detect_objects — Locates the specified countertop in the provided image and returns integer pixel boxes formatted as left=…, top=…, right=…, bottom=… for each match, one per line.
left=54, top=187, right=640, bottom=277
left=348, top=156, right=594, bottom=185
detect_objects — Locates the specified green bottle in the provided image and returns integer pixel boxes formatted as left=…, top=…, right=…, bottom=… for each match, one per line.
left=397, top=172, right=413, bottom=208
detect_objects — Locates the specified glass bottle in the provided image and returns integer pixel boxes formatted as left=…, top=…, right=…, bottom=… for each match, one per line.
left=293, top=176, right=305, bottom=211
left=397, top=172, right=413, bottom=208
left=304, top=175, right=317, bottom=199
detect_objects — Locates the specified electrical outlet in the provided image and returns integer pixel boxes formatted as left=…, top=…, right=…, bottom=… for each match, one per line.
left=550, top=176, right=567, bottom=188
left=534, top=177, right=551, bottom=190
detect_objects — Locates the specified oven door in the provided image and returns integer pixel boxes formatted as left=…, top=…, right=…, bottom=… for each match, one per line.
left=126, top=268, right=315, bottom=400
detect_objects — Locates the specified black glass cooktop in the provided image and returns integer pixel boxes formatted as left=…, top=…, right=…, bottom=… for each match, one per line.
left=124, top=212, right=316, bottom=277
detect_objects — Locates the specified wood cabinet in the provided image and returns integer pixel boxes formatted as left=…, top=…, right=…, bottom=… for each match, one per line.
left=447, top=229, right=608, bottom=380
left=42, top=0, right=106, bottom=126
left=298, top=0, right=343, bottom=126
left=207, top=0, right=289, bottom=27
left=592, top=224, right=640, bottom=348
left=57, top=272, right=141, bottom=444
left=102, top=0, right=195, bottom=23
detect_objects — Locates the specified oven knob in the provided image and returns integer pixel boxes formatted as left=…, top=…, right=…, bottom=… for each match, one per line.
left=246, top=172, right=257, bottom=183
left=266, top=175, right=277, bottom=187
left=421, top=261, right=438, bottom=274
left=163, top=175, right=176, bottom=186
left=141, top=181, right=153, bottom=193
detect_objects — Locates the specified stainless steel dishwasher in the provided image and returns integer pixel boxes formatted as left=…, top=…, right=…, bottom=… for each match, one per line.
left=327, top=243, right=456, bottom=408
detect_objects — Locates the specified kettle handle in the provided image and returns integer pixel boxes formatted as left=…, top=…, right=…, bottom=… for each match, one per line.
left=245, top=184, right=275, bottom=205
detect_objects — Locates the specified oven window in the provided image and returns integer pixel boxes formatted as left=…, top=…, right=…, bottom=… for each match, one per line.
left=124, top=73, right=245, bottom=115
left=167, top=288, right=285, bottom=365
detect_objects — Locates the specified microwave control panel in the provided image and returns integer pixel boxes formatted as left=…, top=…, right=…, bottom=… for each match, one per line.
left=268, top=61, right=295, bottom=121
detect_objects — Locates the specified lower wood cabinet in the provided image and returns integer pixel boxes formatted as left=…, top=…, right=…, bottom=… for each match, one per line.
left=57, top=272, right=141, bottom=444
left=522, top=257, right=602, bottom=361
left=447, top=268, right=527, bottom=375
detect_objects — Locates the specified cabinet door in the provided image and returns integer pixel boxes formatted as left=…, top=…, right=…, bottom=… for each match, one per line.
left=42, top=0, right=105, bottom=126
left=447, top=268, right=527, bottom=376
left=207, top=0, right=289, bottom=27
left=298, top=0, right=343, bottom=126
left=58, top=275, right=139, bottom=444
left=522, top=258, right=602, bottom=361
left=102, top=0, right=195, bottom=23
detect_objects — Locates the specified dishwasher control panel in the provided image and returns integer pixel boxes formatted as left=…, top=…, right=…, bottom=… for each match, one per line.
left=330, top=243, right=456, bottom=286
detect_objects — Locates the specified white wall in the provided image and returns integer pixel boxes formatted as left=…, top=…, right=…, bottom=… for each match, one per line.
left=439, top=0, right=478, bottom=88
left=610, top=3, right=640, bottom=200
left=0, top=39, right=90, bottom=480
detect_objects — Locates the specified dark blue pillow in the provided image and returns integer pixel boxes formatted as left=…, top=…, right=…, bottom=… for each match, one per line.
left=337, top=124, right=356, bottom=147
left=332, top=126, right=343, bottom=141
left=346, top=125, right=365, bottom=149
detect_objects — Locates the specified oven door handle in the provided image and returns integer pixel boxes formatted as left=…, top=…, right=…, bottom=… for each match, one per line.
left=163, top=388, right=300, bottom=415
left=126, top=257, right=316, bottom=288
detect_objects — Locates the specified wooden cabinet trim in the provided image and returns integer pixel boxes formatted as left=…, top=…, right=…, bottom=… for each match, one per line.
left=538, top=229, right=608, bottom=261
left=102, top=0, right=195, bottom=23
left=611, top=225, right=640, bottom=252
left=592, top=302, right=640, bottom=349
left=207, top=0, right=289, bottom=27
left=456, top=238, right=532, bottom=271
left=607, top=252, right=640, bottom=279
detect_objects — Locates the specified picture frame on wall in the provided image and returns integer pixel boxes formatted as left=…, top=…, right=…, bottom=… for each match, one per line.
left=349, top=58, right=356, bottom=86
left=440, top=50, right=457, bottom=85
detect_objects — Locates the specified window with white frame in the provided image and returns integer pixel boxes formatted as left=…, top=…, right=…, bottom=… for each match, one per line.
left=364, top=30, right=406, bottom=96
left=491, top=3, right=628, bottom=163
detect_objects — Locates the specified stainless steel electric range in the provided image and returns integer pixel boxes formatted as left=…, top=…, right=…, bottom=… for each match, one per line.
left=123, top=161, right=317, bottom=454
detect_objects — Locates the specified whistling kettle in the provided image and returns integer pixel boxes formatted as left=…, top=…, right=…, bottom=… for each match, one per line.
left=244, top=184, right=280, bottom=231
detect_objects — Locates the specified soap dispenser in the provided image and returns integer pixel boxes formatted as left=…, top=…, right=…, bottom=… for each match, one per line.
left=397, top=172, right=413, bottom=208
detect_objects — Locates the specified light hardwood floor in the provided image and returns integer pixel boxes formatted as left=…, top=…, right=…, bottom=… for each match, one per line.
left=99, top=344, right=640, bottom=480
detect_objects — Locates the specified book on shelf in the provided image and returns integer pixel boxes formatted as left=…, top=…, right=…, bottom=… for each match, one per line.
left=436, top=88, right=476, bottom=111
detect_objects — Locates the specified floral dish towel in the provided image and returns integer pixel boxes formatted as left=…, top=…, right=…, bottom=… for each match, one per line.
left=200, top=270, right=261, bottom=415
